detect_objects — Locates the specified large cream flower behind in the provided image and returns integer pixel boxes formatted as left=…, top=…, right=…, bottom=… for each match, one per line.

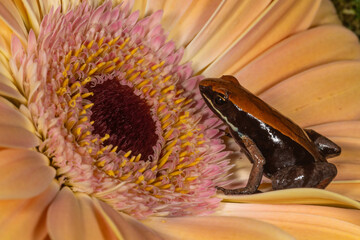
left=0, top=0, right=359, bottom=239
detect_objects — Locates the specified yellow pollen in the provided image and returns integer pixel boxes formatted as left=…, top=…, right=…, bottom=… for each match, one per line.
left=151, top=61, right=165, bottom=71
left=165, top=139, right=178, bottom=152
left=80, top=141, right=90, bottom=147
left=135, top=175, right=144, bottom=184
left=163, top=75, right=172, bottom=83
left=98, top=36, right=105, bottom=46
left=137, top=58, right=145, bottom=64
left=81, top=92, right=94, bottom=98
left=184, top=99, right=193, bottom=105
left=179, top=111, right=190, bottom=120
left=124, top=150, right=132, bottom=158
left=153, top=181, right=162, bottom=187
left=197, top=141, right=205, bottom=145
left=88, top=67, right=98, bottom=76
left=149, top=89, right=157, bottom=97
left=119, top=37, right=130, bottom=49
left=164, top=128, right=174, bottom=140
left=179, top=157, right=185, bottom=162
left=64, top=50, right=72, bottom=65
left=129, top=72, right=140, bottom=82
left=94, top=48, right=105, bottom=57
left=129, top=156, right=136, bottom=162
left=78, top=116, right=88, bottom=124
left=79, top=109, right=87, bottom=116
left=158, top=149, right=173, bottom=168
left=147, top=178, right=156, bottom=184
left=176, top=163, right=186, bottom=170
left=104, top=65, right=116, bottom=73
left=136, top=78, right=149, bottom=88
left=111, top=146, right=118, bottom=153
left=106, top=170, right=115, bottom=177
left=161, top=121, right=171, bottom=130
left=69, top=99, right=77, bottom=108
left=186, top=176, right=198, bottom=182
left=56, top=87, right=66, bottom=96
left=88, top=148, right=93, bottom=154
left=120, top=159, right=127, bottom=168
left=179, top=151, right=188, bottom=157
left=70, top=81, right=81, bottom=91
left=157, top=105, right=166, bottom=112
left=161, top=85, right=175, bottom=94
left=80, top=63, right=87, bottom=71
left=116, top=60, right=125, bottom=69
left=161, top=113, right=171, bottom=123
left=124, top=54, right=132, bottom=61
left=176, top=89, right=184, bottom=95
left=83, top=103, right=94, bottom=110
left=186, top=159, right=201, bottom=168
left=74, top=45, right=85, bottom=57
left=112, top=57, right=120, bottom=63
left=180, top=132, right=193, bottom=140
left=141, top=71, right=148, bottom=77
left=71, top=92, right=81, bottom=100
left=82, top=77, right=92, bottom=85
left=130, top=47, right=139, bottom=55
left=138, top=167, right=146, bottom=173
left=169, top=170, right=182, bottom=177
left=97, top=160, right=106, bottom=167
left=135, top=154, right=142, bottom=162
left=91, top=138, right=98, bottom=143
left=120, top=173, right=131, bottom=180
left=87, top=40, right=95, bottom=49
left=151, top=165, right=157, bottom=171
left=101, top=134, right=110, bottom=142
left=90, top=121, right=94, bottom=125
left=160, top=184, right=172, bottom=189
left=62, top=70, right=68, bottom=78
left=175, top=98, right=186, bottom=105
left=75, top=127, right=82, bottom=136
left=108, top=36, right=120, bottom=46
left=80, top=131, right=91, bottom=140
left=145, top=186, right=153, bottom=191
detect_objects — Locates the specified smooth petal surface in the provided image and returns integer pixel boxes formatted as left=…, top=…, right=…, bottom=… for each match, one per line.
left=97, top=200, right=163, bottom=240
left=47, top=187, right=84, bottom=240
left=218, top=188, right=360, bottom=209
left=0, top=149, right=55, bottom=199
left=311, top=0, right=342, bottom=26
left=236, top=25, right=360, bottom=94
left=0, top=1, right=28, bottom=43
left=143, top=215, right=294, bottom=240
left=215, top=203, right=360, bottom=240
left=327, top=181, right=360, bottom=200
left=260, top=61, right=360, bottom=127
left=0, top=181, right=59, bottom=240
left=0, top=125, right=39, bottom=148
left=203, top=0, right=321, bottom=76
left=311, top=121, right=360, bottom=138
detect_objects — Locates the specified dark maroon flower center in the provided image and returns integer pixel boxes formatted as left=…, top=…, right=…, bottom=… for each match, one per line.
left=87, top=79, right=158, bottom=160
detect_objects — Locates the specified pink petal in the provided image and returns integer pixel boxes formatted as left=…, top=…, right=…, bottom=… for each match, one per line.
left=0, top=149, right=55, bottom=199
left=0, top=182, right=59, bottom=239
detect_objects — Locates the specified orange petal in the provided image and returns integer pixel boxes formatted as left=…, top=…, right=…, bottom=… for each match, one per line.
left=203, top=0, right=321, bottom=76
left=168, top=0, right=222, bottom=47
left=18, top=0, right=41, bottom=35
left=182, top=0, right=271, bottom=71
left=218, top=188, right=360, bottom=209
left=0, top=1, right=28, bottom=44
left=235, top=25, right=360, bottom=94
left=159, top=0, right=193, bottom=32
left=310, top=121, right=360, bottom=138
left=259, top=61, right=360, bottom=127
left=311, top=0, right=342, bottom=26
left=96, top=200, right=163, bottom=240
left=0, top=149, right=55, bottom=199
left=144, top=0, right=165, bottom=15
left=327, top=181, right=360, bottom=201
left=0, top=181, right=59, bottom=239
left=47, top=187, right=84, bottom=240
left=143, top=215, right=293, bottom=240
left=216, top=202, right=360, bottom=240
left=0, top=124, right=39, bottom=148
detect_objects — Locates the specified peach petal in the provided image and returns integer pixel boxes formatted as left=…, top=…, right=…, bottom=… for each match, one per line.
left=0, top=181, right=59, bottom=239
left=203, top=0, right=321, bottom=76
left=0, top=97, right=35, bottom=131
left=0, top=81, right=26, bottom=103
left=167, top=0, right=222, bottom=47
left=37, top=0, right=61, bottom=19
left=143, top=215, right=294, bottom=240
left=259, top=61, right=360, bottom=127
left=235, top=25, right=360, bottom=94
left=331, top=138, right=360, bottom=162
left=0, top=1, right=28, bottom=43
left=19, top=0, right=41, bottom=35
left=334, top=162, right=360, bottom=181
left=311, top=0, right=342, bottom=26
left=132, top=0, right=147, bottom=18
left=144, top=0, right=166, bottom=16
left=0, top=125, right=39, bottom=148
left=0, top=35, right=10, bottom=59
left=160, top=0, right=193, bottom=32
left=0, top=149, right=55, bottom=199
left=47, top=187, right=84, bottom=240
left=96, top=200, right=163, bottom=240
left=183, top=0, right=271, bottom=71
left=216, top=203, right=360, bottom=240
left=218, top=188, right=360, bottom=209
left=310, top=121, right=360, bottom=138
left=327, top=181, right=360, bottom=201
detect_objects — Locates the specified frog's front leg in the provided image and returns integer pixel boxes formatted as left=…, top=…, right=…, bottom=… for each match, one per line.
left=216, top=136, right=265, bottom=195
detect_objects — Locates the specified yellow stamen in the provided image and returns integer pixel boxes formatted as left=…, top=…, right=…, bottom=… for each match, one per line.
left=160, top=184, right=172, bottom=189
left=158, top=149, right=173, bottom=168
left=111, top=146, right=118, bottom=153
left=106, top=170, right=115, bottom=177
left=161, top=85, right=175, bottom=94
left=124, top=150, right=132, bottom=158
left=79, top=109, right=87, bottom=116
left=119, top=37, right=130, bottom=49
left=64, top=50, right=72, bottom=65
left=97, top=160, right=106, bottom=167
left=186, top=176, right=198, bottom=182
left=147, top=178, right=155, bottom=184
left=129, top=72, right=140, bottom=81
left=98, top=36, right=105, bottom=46
left=80, top=63, right=87, bottom=71
left=135, top=175, right=144, bottom=184
left=145, top=186, right=153, bottom=191
left=82, top=77, right=91, bottom=85
left=169, top=170, right=182, bottom=177
left=161, top=113, right=171, bottom=123
left=81, top=92, right=94, bottom=98
left=120, top=159, right=127, bottom=168
left=120, top=173, right=131, bottom=180
left=163, top=75, right=172, bottom=83
left=69, top=99, right=77, bottom=108
left=141, top=70, right=148, bottom=77
left=70, top=81, right=81, bottom=91
left=129, top=156, right=136, bottom=162
left=104, top=65, right=116, bottom=73
left=135, top=154, right=142, bottom=162
left=74, top=45, right=85, bottom=57
left=179, top=151, right=188, bottom=158
left=175, top=98, right=186, bottom=105
left=108, top=36, right=120, bottom=46
left=137, top=58, right=144, bottom=64
left=101, top=134, right=110, bottom=142
left=78, top=116, right=88, bottom=124
left=165, top=139, right=177, bottom=152
left=80, top=141, right=90, bottom=147
left=136, top=78, right=149, bottom=88
left=83, top=103, right=94, bottom=110
left=87, top=40, right=94, bottom=49
left=157, top=104, right=166, bottom=112
left=164, top=128, right=174, bottom=140
left=151, top=61, right=165, bottom=71
left=151, top=165, right=157, bottom=171
left=176, top=163, right=185, bottom=170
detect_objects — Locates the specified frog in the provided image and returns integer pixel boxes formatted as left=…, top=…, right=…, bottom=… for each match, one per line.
left=199, top=75, right=340, bottom=195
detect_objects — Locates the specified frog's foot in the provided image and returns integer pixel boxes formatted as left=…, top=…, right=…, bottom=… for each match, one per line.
left=271, top=162, right=337, bottom=190
left=215, top=186, right=259, bottom=195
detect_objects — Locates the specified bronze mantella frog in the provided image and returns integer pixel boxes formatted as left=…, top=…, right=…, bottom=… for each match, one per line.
left=199, top=75, right=340, bottom=195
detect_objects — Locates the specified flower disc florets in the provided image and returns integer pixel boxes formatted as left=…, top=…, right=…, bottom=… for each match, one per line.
left=10, top=1, right=231, bottom=218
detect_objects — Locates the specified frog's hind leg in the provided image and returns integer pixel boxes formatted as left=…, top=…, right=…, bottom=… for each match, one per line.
left=271, top=162, right=337, bottom=190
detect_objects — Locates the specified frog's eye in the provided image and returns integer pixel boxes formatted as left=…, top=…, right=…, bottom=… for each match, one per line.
left=214, top=93, right=227, bottom=106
